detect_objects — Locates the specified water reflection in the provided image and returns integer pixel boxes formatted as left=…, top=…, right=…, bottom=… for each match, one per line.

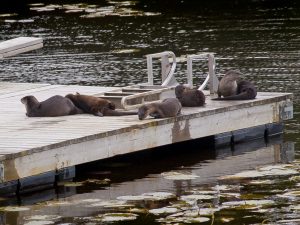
left=0, top=136, right=297, bottom=224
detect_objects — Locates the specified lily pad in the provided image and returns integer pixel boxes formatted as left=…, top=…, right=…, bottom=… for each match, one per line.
left=89, top=200, right=134, bottom=208
left=188, top=189, right=217, bottom=195
left=220, top=193, right=241, bottom=198
left=249, top=180, right=274, bottom=185
left=30, top=7, right=56, bottom=12
left=221, top=217, right=234, bottom=222
left=277, top=218, right=300, bottom=223
left=28, top=3, right=45, bottom=6
left=157, top=216, right=210, bottom=223
left=222, top=200, right=275, bottom=207
left=180, top=208, right=218, bottom=217
left=149, top=207, right=179, bottom=215
left=80, top=199, right=102, bottom=203
left=84, top=178, right=111, bottom=185
left=280, top=190, right=300, bottom=198
left=117, top=192, right=175, bottom=201
left=43, top=201, right=73, bottom=206
left=111, top=49, right=140, bottom=54
left=219, top=164, right=298, bottom=180
left=117, top=195, right=152, bottom=201
left=289, top=205, right=300, bottom=210
left=127, top=208, right=148, bottom=214
left=57, top=181, right=84, bottom=187
left=258, top=164, right=298, bottom=176
left=219, top=170, right=266, bottom=179
left=161, top=171, right=199, bottom=180
left=212, top=185, right=242, bottom=191
left=289, top=176, right=300, bottom=182
left=181, top=194, right=215, bottom=202
left=0, top=206, right=30, bottom=211
left=65, top=10, right=84, bottom=13
left=24, top=221, right=54, bottom=225
left=99, top=213, right=138, bottom=222
left=0, top=13, right=17, bottom=17
left=143, top=192, right=176, bottom=200
left=4, top=20, right=17, bottom=23
left=25, top=215, right=61, bottom=221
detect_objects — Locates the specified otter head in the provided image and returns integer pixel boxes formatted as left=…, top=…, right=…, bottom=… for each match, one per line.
left=21, top=95, right=39, bottom=105
left=20, top=96, right=40, bottom=116
left=65, top=93, right=76, bottom=101
left=225, top=70, right=243, bottom=81
left=175, top=84, right=186, bottom=98
left=138, top=105, right=150, bottom=120
left=107, top=101, right=115, bottom=110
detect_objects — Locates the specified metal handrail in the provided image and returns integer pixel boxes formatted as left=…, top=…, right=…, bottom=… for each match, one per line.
left=146, top=51, right=177, bottom=87
left=187, top=53, right=219, bottom=95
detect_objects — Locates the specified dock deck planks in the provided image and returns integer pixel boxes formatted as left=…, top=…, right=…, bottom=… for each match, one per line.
left=0, top=82, right=293, bottom=183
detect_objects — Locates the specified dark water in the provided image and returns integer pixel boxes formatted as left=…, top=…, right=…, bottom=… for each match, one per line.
left=1, top=0, right=300, bottom=224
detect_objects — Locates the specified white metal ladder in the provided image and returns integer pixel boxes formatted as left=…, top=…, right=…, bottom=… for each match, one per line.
left=99, top=51, right=219, bottom=110
left=145, top=51, right=219, bottom=93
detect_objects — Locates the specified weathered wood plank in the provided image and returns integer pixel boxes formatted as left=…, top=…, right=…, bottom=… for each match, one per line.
left=0, top=37, right=43, bottom=58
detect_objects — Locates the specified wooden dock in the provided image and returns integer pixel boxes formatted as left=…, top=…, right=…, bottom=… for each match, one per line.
left=0, top=37, right=43, bottom=59
left=0, top=82, right=293, bottom=192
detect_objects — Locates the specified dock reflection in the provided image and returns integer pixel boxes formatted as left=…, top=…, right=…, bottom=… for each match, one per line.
left=0, top=135, right=294, bottom=225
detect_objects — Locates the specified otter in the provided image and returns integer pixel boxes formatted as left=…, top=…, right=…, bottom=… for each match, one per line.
left=138, top=98, right=182, bottom=120
left=65, top=93, right=137, bottom=116
left=21, top=95, right=83, bottom=117
left=217, top=70, right=242, bottom=98
left=175, top=84, right=205, bottom=107
left=212, top=80, right=257, bottom=100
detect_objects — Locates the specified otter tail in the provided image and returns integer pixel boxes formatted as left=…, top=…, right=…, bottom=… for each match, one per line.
left=103, top=108, right=137, bottom=116
left=211, top=91, right=255, bottom=100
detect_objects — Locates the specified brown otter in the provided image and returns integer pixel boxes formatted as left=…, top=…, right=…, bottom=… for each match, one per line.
left=21, top=95, right=83, bottom=117
left=212, top=80, right=257, bottom=100
left=175, top=84, right=205, bottom=107
left=138, top=98, right=182, bottom=120
left=65, top=93, right=137, bottom=116
left=217, top=70, right=242, bottom=98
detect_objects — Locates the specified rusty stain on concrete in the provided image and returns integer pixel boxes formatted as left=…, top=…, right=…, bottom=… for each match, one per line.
left=3, top=158, right=19, bottom=181
left=172, top=119, right=191, bottom=143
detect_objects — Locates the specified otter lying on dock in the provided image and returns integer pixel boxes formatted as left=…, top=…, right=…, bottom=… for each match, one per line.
left=213, top=70, right=257, bottom=100
left=213, top=80, right=257, bottom=100
left=175, top=84, right=205, bottom=107
left=21, top=95, right=83, bottom=117
left=66, top=93, right=137, bottom=116
left=138, top=98, right=182, bottom=120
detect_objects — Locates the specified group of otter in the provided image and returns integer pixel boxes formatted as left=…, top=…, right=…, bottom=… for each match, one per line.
left=21, top=70, right=257, bottom=120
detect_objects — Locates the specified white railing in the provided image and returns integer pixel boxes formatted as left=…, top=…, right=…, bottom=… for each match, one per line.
left=145, top=51, right=219, bottom=95
left=146, top=51, right=178, bottom=87
left=187, top=53, right=219, bottom=95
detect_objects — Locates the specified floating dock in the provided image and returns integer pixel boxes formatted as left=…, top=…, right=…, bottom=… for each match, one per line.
left=0, top=81, right=293, bottom=193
